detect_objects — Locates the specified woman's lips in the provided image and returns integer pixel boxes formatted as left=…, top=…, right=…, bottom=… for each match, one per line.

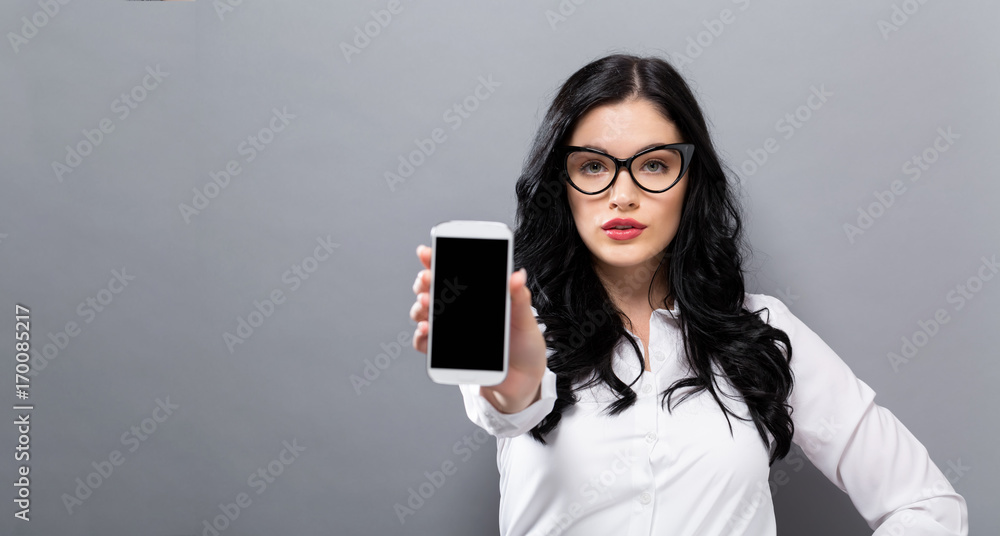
left=604, top=228, right=643, bottom=240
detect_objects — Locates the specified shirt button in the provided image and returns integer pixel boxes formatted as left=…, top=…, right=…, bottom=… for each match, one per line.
left=639, top=492, right=652, bottom=505
left=642, top=384, right=653, bottom=394
left=654, top=351, right=665, bottom=362
left=645, top=432, right=657, bottom=444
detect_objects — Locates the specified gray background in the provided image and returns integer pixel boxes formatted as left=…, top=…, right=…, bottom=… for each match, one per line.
left=1, top=0, right=996, bottom=534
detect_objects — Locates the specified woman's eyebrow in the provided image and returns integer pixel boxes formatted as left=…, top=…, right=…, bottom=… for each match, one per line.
left=580, top=142, right=673, bottom=153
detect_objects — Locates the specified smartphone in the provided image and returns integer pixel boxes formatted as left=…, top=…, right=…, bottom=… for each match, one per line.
left=426, top=220, right=512, bottom=386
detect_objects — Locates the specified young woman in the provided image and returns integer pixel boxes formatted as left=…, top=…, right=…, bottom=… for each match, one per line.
left=408, top=54, right=967, bottom=536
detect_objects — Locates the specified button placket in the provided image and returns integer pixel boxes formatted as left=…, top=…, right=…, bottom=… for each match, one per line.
left=635, top=392, right=659, bottom=513
left=630, top=369, right=657, bottom=516
left=643, top=372, right=659, bottom=447
left=639, top=325, right=662, bottom=513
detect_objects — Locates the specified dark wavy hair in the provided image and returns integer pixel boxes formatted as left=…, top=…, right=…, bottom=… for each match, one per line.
left=513, top=53, right=795, bottom=465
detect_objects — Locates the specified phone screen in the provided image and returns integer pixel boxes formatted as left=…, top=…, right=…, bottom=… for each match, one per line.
left=430, top=237, right=508, bottom=371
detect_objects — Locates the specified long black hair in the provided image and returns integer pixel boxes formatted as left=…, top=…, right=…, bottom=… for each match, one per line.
left=514, top=53, right=795, bottom=465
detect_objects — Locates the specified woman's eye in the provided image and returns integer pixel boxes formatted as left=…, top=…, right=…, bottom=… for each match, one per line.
left=582, top=162, right=605, bottom=174
left=643, top=161, right=668, bottom=173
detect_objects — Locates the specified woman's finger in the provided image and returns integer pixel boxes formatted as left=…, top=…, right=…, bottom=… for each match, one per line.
left=413, top=269, right=430, bottom=295
left=413, top=321, right=428, bottom=353
left=416, top=244, right=432, bottom=269
left=409, top=293, right=429, bottom=322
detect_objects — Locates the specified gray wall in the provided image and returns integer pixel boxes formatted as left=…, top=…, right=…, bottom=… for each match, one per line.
left=1, top=1, right=996, bottom=534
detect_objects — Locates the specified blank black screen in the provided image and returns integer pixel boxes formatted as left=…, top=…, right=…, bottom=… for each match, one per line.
left=430, top=237, right=508, bottom=371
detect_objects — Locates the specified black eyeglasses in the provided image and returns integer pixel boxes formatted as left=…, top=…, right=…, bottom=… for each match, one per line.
left=554, top=143, right=694, bottom=195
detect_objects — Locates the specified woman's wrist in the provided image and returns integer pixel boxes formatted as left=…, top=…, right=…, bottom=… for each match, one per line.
left=481, top=369, right=545, bottom=414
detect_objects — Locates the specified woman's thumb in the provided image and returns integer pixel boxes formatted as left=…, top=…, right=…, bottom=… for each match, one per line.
left=511, top=268, right=528, bottom=296
left=510, top=268, right=533, bottom=314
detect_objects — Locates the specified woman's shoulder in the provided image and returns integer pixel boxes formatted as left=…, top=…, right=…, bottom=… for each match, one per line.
left=742, top=291, right=784, bottom=310
left=741, top=292, right=796, bottom=329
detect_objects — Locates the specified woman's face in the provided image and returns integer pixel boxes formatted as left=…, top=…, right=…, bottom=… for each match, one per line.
left=564, top=98, right=689, bottom=283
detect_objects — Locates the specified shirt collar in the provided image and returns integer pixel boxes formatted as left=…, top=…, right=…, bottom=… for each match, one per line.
left=654, top=302, right=681, bottom=318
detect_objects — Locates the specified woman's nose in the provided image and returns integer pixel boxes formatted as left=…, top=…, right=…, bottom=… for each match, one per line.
left=608, top=167, right=639, bottom=208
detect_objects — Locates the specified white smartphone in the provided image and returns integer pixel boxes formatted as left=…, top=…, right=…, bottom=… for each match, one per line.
left=426, top=220, right=512, bottom=386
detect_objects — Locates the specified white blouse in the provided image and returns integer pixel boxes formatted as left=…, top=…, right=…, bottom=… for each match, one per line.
left=458, top=293, right=968, bottom=536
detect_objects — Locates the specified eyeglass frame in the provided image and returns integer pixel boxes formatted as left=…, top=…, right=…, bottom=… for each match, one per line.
left=553, top=143, right=695, bottom=195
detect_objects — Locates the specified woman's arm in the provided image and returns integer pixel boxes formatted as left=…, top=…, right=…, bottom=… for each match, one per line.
left=458, top=305, right=557, bottom=438
left=459, top=366, right=557, bottom=438
left=410, top=246, right=554, bottom=436
left=754, top=293, right=968, bottom=535
left=479, top=370, right=544, bottom=414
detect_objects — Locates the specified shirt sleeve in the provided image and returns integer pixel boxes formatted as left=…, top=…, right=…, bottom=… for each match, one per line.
left=456, top=306, right=559, bottom=438
left=756, top=294, right=968, bottom=535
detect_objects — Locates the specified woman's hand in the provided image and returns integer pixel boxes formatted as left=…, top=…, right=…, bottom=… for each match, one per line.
left=410, top=244, right=548, bottom=414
